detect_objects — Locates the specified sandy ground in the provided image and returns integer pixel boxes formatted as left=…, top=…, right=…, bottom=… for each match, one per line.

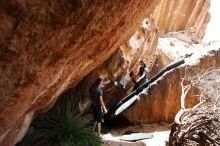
left=102, top=140, right=146, bottom=146
left=101, top=123, right=170, bottom=146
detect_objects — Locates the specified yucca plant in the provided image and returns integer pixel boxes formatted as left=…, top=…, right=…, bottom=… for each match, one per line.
left=19, top=104, right=101, bottom=146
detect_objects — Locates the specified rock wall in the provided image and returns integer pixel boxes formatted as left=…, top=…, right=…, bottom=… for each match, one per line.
left=0, top=1, right=160, bottom=145
left=65, top=17, right=159, bottom=113
left=152, top=0, right=210, bottom=42
left=0, top=0, right=213, bottom=145
left=70, top=0, right=213, bottom=123
left=122, top=40, right=220, bottom=124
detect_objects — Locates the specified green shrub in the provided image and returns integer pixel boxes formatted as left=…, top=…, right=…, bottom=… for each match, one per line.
left=20, top=104, right=101, bottom=146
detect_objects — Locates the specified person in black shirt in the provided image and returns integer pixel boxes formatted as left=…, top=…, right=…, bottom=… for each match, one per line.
left=91, top=77, right=107, bottom=136
left=132, top=59, right=148, bottom=90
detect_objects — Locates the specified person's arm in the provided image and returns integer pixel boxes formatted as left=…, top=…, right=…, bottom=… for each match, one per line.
left=99, top=96, right=107, bottom=113
left=102, top=80, right=111, bottom=85
left=125, top=60, right=131, bottom=75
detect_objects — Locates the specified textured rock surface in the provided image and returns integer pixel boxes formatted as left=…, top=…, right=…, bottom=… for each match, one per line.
left=122, top=40, right=220, bottom=124
left=0, top=0, right=213, bottom=145
left=161, top=29, right=202, bottom=44
left=66, top=17, right=159, bottom=113
left=152, top=0, right=210, bottom=42
left=0, top=0, right=160, bottom=145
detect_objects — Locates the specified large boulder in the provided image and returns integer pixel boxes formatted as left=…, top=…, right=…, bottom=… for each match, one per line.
left=0, top=0, right=160, bottom=145
left=66, top=16, right=159, bottom=113
left=0, top=0, right=212, bottom=145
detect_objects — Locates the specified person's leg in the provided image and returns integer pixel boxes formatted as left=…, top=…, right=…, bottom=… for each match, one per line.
left=93, top=106, right=99, bottom=133
left=97, top=122, right=101, bottom=136
left=94, top=106, right=103, bottom=136
left=93, top=121, right=97, bottom=132
left=136, top=78, right=145, bottom=87
left=135, top=78, right=146, bottom=90
left=132, top=82, right=139, bottom=91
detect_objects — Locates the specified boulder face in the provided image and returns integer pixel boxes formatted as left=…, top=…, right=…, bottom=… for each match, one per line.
left=0, top=0, right=212, bottom=145
left=122, top=40, right=220, bottom=124
left=0, top=0, right=161, bottom=145
left=152, top=0, right=210, bottom=42
left=66, top=17, right=159, bottom=113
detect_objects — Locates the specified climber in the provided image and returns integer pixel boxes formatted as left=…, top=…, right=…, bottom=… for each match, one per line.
left=132, top=59, right=148, bottom=91
left=91, top=77, right=107, bottom=136
left=111, top=60, right=134, bottom=90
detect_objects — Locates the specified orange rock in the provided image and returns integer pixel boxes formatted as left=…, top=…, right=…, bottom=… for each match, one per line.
left=152, top=0, right=210, bottom=42
left=0, top=0, right=212, bottom=145
left=0, top=1, right=160, bottom=145
left=122, top=44, right=220, bottom=124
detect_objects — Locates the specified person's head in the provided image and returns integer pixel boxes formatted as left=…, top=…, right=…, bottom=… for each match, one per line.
left=95, top=77, right=103, bottom=87
left=140, top=59, right=146, bottom=67
left=129, top=71, right=134, bottom=77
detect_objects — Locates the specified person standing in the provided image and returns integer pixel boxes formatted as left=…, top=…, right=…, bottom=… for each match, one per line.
left=91, top=77, right=107, bottom=136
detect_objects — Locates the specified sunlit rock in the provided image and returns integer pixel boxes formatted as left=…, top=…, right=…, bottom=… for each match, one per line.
left=0, top=0, right=160, bottom=145
left=152, top=0, right=210, bottom=42
left=122, top=39, right=220, bottom=124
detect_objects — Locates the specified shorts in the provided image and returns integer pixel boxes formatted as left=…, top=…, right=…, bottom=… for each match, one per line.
left=92, top=105, right=103, bottom=122
left=133, top=78, right=147, bottom=91
left=111, top=79, right=124, bottom=90
left=117, top=83, right=124, bottom=90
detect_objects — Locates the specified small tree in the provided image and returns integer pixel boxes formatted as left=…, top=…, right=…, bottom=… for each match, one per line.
left=169, top=68, right=220, bottom=146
